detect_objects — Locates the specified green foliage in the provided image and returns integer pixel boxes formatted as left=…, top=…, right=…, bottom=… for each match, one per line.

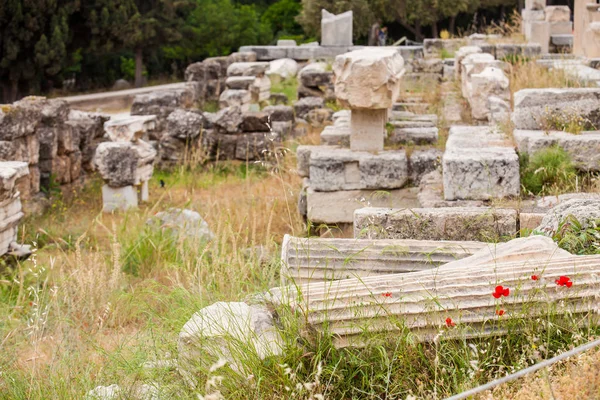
left=261, top=0, right=302, bottom=37
left=269, top=76, right=298, bottom=101
left=120, top=56, right=146, bottom=80
left=519, top=146, right=578, bottom=196
left=551, top=216, right=600, bottom=255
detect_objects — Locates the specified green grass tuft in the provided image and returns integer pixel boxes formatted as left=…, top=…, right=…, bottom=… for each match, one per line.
left=519, top=146, right=578, bottom=196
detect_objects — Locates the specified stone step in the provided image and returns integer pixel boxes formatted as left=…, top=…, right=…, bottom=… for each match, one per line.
left=269, top=251, right=599, bottom=347
left=388, top=126, right=438, bottom=145
left=309, top=148, right=408, bottom=192
left=442, top=126, right=519, bottom=201
left=280, top=234, right=486, bottom=284
left=392, top=102, right=430, bottom=113
left=320, top=125, right=350, bottom=147
left=354, top=206, right=517, bottom=241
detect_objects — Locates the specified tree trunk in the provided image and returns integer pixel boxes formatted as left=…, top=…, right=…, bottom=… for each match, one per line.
left=7, top=80, right=19, bottom=103
left=432, top=22, right=439, bottom=38
left=135, top=48, right=144, bottom=88
left=449, top=16, right=456, bottom=35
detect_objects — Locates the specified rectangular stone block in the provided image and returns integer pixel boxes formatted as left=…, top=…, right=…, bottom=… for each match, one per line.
left=102, top=184, right=138, bottom=212
left=550, top=21, right=573, bottom=35
left=513, top=129, right=600, bottom=171
left=389, top=127, right=438, bottom=145
left=443, top=126, right=519, bottom=200
left=296, top=145, right=338, bottom=177
left=350, top=109, right=385, bottom=152
left=321, top=125, right=350, bottom=147
left=354, top=207, right=518, bottom=241
left=307, top=187, right=419, bottom=224
left=520, top=212, right=544, bottom=230
left=309, top=148, right=408, bottom=192
left=512, top=88, right=600, bottom=130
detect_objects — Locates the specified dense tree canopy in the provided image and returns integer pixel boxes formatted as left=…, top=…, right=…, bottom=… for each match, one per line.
left=0, top=0, right=518, bottom=102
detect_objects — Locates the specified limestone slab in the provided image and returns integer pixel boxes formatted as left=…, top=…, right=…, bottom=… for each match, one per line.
left=104, top=115, right=157, bottom=142
left=354, top=206, right=518, bottom=241
left=309, top=148, right=408, bottom=191
left=101, top=184, right=138, bottom=212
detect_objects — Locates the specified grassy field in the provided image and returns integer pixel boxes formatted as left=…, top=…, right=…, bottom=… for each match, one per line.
left=1, top=64, right=600, bottom=399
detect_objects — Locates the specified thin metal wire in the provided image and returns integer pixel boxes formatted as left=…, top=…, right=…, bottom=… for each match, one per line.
left=444, top=337, right=600, bottom=400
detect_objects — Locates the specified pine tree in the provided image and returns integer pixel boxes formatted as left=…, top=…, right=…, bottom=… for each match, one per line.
left=0, top=0, right=77, bottom=102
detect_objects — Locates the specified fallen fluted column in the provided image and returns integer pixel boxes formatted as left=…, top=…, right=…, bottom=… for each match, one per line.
left=269, top=253, right=600, bottom=347
left=281, top=234, right=486, bottom=284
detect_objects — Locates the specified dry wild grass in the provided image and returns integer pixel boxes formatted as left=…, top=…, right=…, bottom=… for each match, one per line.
left=1, top=108, right=600, bottom=398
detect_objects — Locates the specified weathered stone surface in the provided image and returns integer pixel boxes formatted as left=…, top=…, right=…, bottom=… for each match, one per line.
left=495, top=43, right=542, bottom=59
left=350, top=108, right=386, bottom=152
left=307, top=187, right=419, bottom=224
left=469, top=66, right=510, bottom=121
left=235, top=131, right=280, bottom=160
left=57, top=124, right=77, bottom=155
left=262, top=105, right=294, bottom=122
left=537, top=192, right=600, bottom=208
left=250, top=75, right=271, bottom=103
left=104, top=115, right=157, bottom=142
left=537, top=199, right=600, bottom=235
left=512, top=88, right=600, bottom=130
left=321, top=9, right=353, bottom=46
left=227, top=51, right=257, bottom=63
left=240, top=111, right=270, bottom=132
left=165, top=109, right=204, bottom=140
left=269, top=93, right=288, bottom=105
left=101, top=184, right=138, bottom=212
left=184, top=62, right=206, bottom=82
left=296, top=145, right=338, bottom=177
left=442, top=235, right=571, bottom=269
left=545, top=6, right=570, bottom=22
left=266, top=58, right=298, bottom=79
left=443, top=126, right=520, bottom=201
left=201, top=131, right=237, bottom=160
left=0, top=161, right=29, bottom=193
left=267, top=252, right=600, bottom=348
left=320, top=125, right=350, bottom=147
left=409, top=149, right=441, bottom=184
left=389, top=127, right=438, bottom=145
left=227, top=62, right=270, bottom=77
left=94, top=143, right=138, bottom=187
left=306, top=108, right=333, bottom=127
left=0, top=136, right=39, bottom=165
left=0, top=98, right=43, bottom=141
left=277, top=40, right=297, bottom=46
left=131, top=90, right=194, bottom=133
left=225, top=76, right=255, bottom=90
left=178, top=302, right=283, bottom=378
left=299, top=69, right=333, bottom=88
left=294, top=96, right=324, bottom=119
left=213, top=106, right=243, bottom=134
left=148, top=208, right=214, bottom=242
left=354, top=206, right=518, bottom=241
left=333, top=48, right=405, bottom=109
left=219, top=89, right=251, bottom=110
left=309, top=148, right=408, bottom=191
left=390, top=120, right=435, bottom=129
left=454, top=46, right=482, bottom=81
left=513, top=129, right=600, bottom=171
left=281, top=234, right=485, bottom=284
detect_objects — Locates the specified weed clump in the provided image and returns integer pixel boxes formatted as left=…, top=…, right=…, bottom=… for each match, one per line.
left=520, top=146, right=577, bottom=196
left=551, top=216, right=600, bottom=255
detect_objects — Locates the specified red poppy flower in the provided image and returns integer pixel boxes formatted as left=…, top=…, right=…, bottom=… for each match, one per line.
left=382, top=292, right=392, bottom=298
left=445, top=317, right=455, bottom=327
left=496, top=309, right=505, bottom=316
left=531, top=275, right=539, bottom=281
left=555, top=276, right=573, bottom=287
left=492, top=285, right=510, bottom=298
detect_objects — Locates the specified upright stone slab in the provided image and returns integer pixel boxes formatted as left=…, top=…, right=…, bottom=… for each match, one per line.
left=443, top=126, right=520, bottom=201
left=333, top=48, right=405, bottom=152
left=321, top=10, right=353, bottom=46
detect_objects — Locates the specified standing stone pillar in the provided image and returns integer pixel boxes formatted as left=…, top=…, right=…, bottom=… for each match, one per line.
left=333, top=48, right=405, bottom=152
left=94, top=116, right=157, bottom=212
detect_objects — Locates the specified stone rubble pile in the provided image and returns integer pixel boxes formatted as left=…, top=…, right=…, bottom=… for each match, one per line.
left=297, top=62, right=335, bottom=101
left=93, top=116, right=157, bottom=211
left=130, top=85, right=199, bottom=139
left=0, top=96, right=111, bottom=207
left=219, top=61, right=271, bottom=111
